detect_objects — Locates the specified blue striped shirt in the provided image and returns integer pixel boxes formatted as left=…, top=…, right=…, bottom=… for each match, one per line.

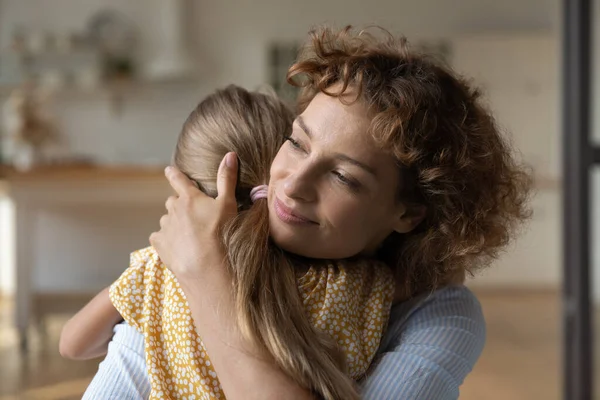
left=83, top=285, right=485, bottom=399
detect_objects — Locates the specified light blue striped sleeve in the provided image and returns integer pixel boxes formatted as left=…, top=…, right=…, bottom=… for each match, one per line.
left=82, top=286, right=484, bottom=399
left=360, top=285, right=486, bottom=400
left=82, top=321, right=150, bottom=400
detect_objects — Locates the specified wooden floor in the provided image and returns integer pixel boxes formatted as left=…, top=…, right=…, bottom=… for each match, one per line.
left=0, top=290, right=596, bottom=399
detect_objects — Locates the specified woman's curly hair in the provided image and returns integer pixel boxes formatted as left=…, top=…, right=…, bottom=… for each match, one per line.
left=287, top=26, right=533, bottom=296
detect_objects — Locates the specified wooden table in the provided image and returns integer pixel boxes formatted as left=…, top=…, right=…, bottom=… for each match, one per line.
left=0, top=165, right=171, bottom=349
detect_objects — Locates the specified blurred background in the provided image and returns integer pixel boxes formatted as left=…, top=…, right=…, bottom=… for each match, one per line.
left=0, top=0, right=595, bottom=399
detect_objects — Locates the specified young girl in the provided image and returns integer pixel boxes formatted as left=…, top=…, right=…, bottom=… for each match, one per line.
left=60, top=85, right=395, bottom=399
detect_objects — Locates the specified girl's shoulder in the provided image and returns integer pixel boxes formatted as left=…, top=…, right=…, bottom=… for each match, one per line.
left=129, top=246, right=160, bottom=270
left=297, top=259, right=394, bottom=299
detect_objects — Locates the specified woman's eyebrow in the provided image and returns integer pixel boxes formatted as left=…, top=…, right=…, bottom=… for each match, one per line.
left=295, top=116, right=313, bottom=138
left=333, top=153, right=377, bottom=177
left=295, top=116, right=377, bottom=176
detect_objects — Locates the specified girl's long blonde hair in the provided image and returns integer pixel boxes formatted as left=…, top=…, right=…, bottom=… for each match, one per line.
left=174, top=85, right=359, bottom=399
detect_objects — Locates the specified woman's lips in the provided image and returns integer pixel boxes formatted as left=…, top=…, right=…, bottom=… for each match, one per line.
left=274, top=197, right=316, bottom=225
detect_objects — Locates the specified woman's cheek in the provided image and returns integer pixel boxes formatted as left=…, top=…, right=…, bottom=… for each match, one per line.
left=325, top=203, right=355, bottom=230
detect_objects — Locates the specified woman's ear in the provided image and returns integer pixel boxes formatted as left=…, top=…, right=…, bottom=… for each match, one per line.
left=392, top=204, right=427, bottom=234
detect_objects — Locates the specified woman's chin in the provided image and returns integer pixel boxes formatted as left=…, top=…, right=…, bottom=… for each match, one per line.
left=269, top=233, right=310, bottom=257
left=269, top=232, right=322, bottom=258
left=269, top=232, right=355, bottom=260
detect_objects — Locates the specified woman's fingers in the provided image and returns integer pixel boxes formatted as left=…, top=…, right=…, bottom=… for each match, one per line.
left=216, top=152, right=238, bottom=209
left=165, top=196, right=177, bottom=213
left=159, top=214, right=168, bottom=229
left=152, top=154, right=239, bottom=280
left=149, top=231, right=159, bottom=249
left=165, top=166, right=200, bottom=198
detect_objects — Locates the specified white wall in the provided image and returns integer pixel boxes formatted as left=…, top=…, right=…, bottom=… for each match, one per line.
left=0, top=0, right=560, bottom=165
left=33, top=204, right=165, bottom=292
left=452, top=33, right=562, bottom=289
left=0, top=0, right=562, bottom=294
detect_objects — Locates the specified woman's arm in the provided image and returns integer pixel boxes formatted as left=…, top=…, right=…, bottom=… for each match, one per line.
left=59, top=287, right=123, bottom=360
left=361, top=286, right=486, bottom=400
left=178, top=269, right=314, bottom=400
left=178, top=271, right=315, bottom=400
left=150, top=159, right=315, bottom=400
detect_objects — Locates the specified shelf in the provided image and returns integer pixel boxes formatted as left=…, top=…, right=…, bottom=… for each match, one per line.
left=0, top=75, right=200, bottom=99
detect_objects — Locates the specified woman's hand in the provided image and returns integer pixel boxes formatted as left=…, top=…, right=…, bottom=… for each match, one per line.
left=149, top=152, right=239, bottom=280
left=149, top=152, right=315, bottom=400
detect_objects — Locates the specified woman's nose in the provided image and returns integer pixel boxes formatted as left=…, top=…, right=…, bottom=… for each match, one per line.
left=282, top=170, right=317, bottom=203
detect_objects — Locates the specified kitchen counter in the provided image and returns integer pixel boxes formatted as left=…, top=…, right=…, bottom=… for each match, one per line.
left=0, top=164, right=166, bottom=181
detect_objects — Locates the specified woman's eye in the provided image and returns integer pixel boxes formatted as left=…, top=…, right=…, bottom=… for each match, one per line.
left=286, top=137, right=303, bottom=151
left=333, top=171, right=360, bottom=189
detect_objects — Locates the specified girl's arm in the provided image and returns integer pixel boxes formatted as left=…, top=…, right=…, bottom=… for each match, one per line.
left=59, top=287, right=123, bottom=360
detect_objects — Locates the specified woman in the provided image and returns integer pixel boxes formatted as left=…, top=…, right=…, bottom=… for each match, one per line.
left=83, top=25, right=530, bottom=399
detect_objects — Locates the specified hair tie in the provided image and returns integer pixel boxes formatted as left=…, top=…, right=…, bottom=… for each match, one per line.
left=250, top=185, right=268, bottom=202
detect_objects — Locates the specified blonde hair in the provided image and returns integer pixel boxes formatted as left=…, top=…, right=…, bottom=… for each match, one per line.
left=174, top=85, right=359, bottom=399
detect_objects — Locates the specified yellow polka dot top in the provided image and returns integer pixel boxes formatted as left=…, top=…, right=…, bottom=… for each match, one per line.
left=109, top=246, right=395, bottom=399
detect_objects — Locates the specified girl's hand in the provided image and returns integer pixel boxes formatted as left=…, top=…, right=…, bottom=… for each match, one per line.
left=150, top=152, right=239, bottom=280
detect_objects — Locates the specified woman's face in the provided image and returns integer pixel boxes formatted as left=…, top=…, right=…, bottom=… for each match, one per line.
left=268, top=89, right=415, bottom=259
